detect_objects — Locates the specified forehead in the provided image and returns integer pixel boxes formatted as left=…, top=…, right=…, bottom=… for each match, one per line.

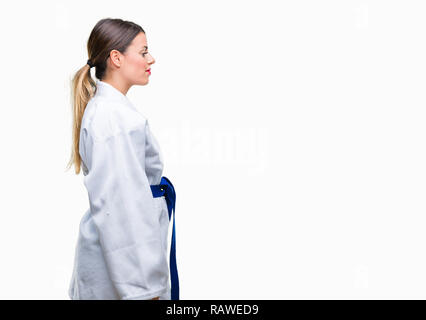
left=131, top=32, right=147, bottom=50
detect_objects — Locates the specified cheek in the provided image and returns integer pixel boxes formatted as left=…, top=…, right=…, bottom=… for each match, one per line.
left=137, top=57, right=148, bottom=69
left=127, top=56, right=147, bottom=75
left=137, top=60, right=148, bottom=76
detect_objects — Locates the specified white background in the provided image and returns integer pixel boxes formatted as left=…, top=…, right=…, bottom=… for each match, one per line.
left=0, top=0, right=425, bottom=299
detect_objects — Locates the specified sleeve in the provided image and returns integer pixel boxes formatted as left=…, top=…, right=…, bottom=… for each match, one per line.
left=81, top=125, right=168, bottom=300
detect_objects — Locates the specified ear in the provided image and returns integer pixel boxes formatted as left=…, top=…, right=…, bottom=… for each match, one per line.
left=109, top=49, right=123, bottom=68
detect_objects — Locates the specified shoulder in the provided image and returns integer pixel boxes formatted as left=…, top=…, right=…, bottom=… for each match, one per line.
left=81, top=97, right=148, bottom=142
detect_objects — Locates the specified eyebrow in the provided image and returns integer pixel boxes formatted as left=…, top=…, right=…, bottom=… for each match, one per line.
left=141, top=46, right=148, bottom=51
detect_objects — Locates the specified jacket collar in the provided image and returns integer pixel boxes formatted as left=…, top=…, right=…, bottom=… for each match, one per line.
left=94, top=79, right=136, bottom=110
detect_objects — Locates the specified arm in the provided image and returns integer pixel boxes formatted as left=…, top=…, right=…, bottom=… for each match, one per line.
left=81, top=125, right=168, bottom=300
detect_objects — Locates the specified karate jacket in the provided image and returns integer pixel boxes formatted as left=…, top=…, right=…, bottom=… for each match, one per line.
left=68, top=79, right=171, bottom=300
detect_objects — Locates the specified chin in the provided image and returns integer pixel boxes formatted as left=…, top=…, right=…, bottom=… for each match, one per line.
left=136, top=79, right=149, bottom=86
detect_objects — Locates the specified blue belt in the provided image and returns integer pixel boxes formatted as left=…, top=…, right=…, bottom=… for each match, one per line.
left=150, top=176, right=179, bottom=300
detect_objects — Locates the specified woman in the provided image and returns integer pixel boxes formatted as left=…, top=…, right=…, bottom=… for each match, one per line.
left=66, top=18, right=179, bottom=300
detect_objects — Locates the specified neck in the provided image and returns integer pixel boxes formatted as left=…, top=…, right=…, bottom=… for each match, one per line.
left=100, top=76, right=131, bottom=96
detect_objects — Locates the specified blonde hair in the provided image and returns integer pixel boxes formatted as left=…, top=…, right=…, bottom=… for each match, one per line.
left=65, top=66, right=96, bottom=174
left=66, top=18, right=144, bottom=174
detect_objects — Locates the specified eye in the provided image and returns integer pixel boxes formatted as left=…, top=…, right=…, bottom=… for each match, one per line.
left=142, top=51, right=149, bottom=57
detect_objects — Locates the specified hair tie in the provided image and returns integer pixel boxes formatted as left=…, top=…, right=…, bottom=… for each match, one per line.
left=87, top=59, right=94, bottom=68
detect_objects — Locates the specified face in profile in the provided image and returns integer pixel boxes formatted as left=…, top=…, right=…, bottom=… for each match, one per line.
left=121, top=32, right=155, bottom=86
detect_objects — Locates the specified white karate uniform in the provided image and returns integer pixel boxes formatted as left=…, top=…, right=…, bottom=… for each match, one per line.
left=68, top=79, right=171, bottom=300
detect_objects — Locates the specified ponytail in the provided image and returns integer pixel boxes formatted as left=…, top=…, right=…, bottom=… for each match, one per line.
left=65, top=64, right=96, bottom=174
